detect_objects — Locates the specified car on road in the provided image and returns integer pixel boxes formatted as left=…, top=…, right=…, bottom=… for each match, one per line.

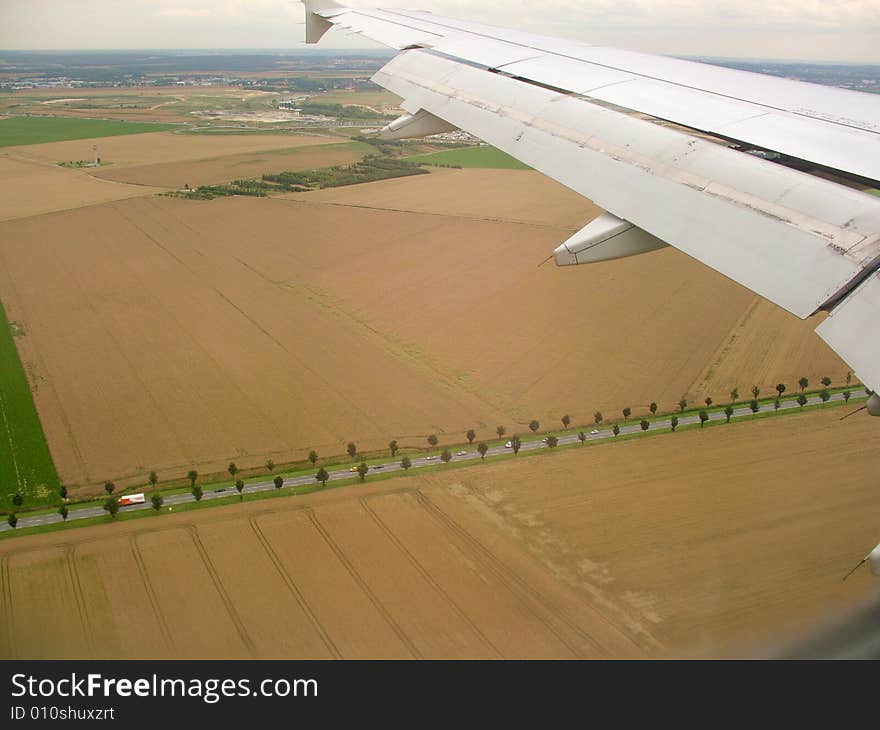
left=590, top=429, right=600, bottom=435
left=456, top=450, right=468, bottom=456
left=372, top=464, right=385, bottom=470
left=505, top=441, right=512, bottom=448
left=214, top=488, right=227, bottom=493
left=349, top=466, right=359, bottom=472
left=426, top=455, right=437, bottom=460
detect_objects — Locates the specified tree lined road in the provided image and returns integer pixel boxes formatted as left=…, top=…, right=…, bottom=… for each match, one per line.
left=1, top=389, right=866, bottom=533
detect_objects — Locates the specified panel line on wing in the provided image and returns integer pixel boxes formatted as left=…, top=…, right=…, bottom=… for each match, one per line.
left=372, top=9, right=880, bottom=137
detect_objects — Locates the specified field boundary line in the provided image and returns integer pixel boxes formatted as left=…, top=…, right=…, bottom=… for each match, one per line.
left=0, top=264, right=86, bottom=481
left=279, top=197, right=578, bottom=231
left=415, top=489, right=607, bottom=658
left=185, top=525, right=257, bottom=658
left=360, top=495, right=503, bottom=659
left=64, top=545, right=95, bottom=658
left=281, top=277, right=510, bottom=419
left=128, top=535, right=174, bottom=654
left=248, top=515, right=341, bottom=659
left=305, top=507, right=422, bottom=659
left=0, top=555, right=16, bottom=658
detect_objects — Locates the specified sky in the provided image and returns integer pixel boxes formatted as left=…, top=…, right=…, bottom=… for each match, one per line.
left=1, top=0, right=879, bottom=62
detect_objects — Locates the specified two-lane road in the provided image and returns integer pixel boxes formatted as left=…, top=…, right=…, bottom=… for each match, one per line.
left=1, top=389, right=865, bottom=533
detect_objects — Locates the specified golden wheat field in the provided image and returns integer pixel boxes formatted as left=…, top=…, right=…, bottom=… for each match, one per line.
left=1, top=406, right=876, bottom=659
left=10, top=131, right=344, bottom=169
left=0, top=159, right=848, bottom=489
left=0, top=132, right=351, bottom=222
left=0, top=156, right=162, bottom=222
left=91, top=142, right=365, bottom=188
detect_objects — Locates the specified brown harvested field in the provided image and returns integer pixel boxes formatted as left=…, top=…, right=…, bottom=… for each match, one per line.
left=0, top=155, right=162, bottom=222
left=282, top=170, right=844, bottom=417
left=10, top=131, right=344, bottom=169
left=285, top=166, right=595, bottom=228
left=0, top=167, right=846, bottom=487
left=90, top=141, right=365, bottom=188
left=412, top=407, right=880, bottom=656
left=7, top=131, right=358, bottom=189
left=0, top=480, right=641, bottom=659
left=0, top=194, right=512, bottom=486
left=0, top=406, right=876, bottom=659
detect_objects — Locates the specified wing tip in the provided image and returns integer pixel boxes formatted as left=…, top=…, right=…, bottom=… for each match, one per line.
left=302, top=0, right=343, bottom=44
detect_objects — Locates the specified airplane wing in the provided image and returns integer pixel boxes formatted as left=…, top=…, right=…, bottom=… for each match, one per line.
left=303, top=1, right=880, bottom=409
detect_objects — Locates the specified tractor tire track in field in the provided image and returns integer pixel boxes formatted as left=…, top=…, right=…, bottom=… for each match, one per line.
left=128, top=535, right=174, bottom=654
left=305, top=507, right=422, bottom=659
left=185, top=525, right=256, bottom=658
left=359, top=495, right=503, bottom=659
left=414, top=489, right=603, bottom=658
left=248, top=516, right=341, bottom=659
left=0, top=555, right=16, bottom=658
left=61, top=263, right=193, bottom=480
left=64, top=546, right=95, bottom=658
left=453, top=481, right=660, bottom=653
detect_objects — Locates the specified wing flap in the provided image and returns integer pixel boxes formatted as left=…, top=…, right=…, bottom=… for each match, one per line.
left=817, top=273, right=880, bottom=393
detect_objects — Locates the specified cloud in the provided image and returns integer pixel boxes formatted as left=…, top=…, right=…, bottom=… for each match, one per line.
left=337, top=0, right=879, bottom=33
left=0, top=0, right=877, bottom=60
left=157, top=8, right=211, bottom=17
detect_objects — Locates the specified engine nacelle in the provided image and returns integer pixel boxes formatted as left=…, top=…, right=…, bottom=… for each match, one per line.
left=554, top=212, right=668, bottom=266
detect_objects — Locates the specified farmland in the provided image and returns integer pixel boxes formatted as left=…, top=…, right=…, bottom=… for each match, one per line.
left=0, top=156, right=163, bottom=222
left=0, top=116, right=176, bottom=148
left=0, top=163, right=846, bottom=492
left=0, top=483, right=640, bottom=659
left=8, top=130, right=346, bottom=169
left=0, top=48, right=875, bottom=662
left=91, top=139, right=369, bottom=188
left=0, top=406, right=876, bottom=659
left=0, top=133, right=359, bottom=222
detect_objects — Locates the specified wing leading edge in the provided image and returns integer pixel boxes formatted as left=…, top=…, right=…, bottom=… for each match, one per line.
left=302, top=2, right=880, bottom=408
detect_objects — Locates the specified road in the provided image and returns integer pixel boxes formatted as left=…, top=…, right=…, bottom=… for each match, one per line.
left=1, top=389, right=866, bottom=533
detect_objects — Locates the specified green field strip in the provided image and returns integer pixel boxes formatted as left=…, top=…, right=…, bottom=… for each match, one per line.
left=0, top=301, right=60, bottom=508
left=407, top=145, right=532, bottom=170
left=0, top=116, right=177, bottom=148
